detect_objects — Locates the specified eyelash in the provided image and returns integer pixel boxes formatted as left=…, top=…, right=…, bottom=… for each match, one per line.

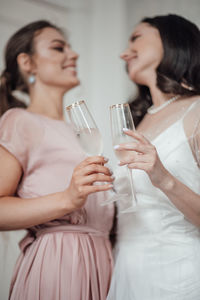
left=53, top=47, right=64, bottom=52
left=131, top=35, right=140, bottom=42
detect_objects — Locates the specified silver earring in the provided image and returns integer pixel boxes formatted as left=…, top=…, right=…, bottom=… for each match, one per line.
left=28, top=74, right=35, bottom=84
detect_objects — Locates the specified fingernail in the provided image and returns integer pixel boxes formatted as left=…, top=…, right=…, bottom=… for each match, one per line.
left=111, top=175, right=115, bottom=180
left=104, top=157, right=109, bottom=161
left=123, top=128, right=129, bottom=132
left=108, top=168, right=113, bottom=175
left=108, top=184, right=114, bottom=188
left=114, top=145, right=120, bottom=149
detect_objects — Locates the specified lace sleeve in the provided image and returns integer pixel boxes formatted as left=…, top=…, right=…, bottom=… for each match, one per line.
left=190, top=119, right=200, bottom=167
left=182, top=99, right=200, bottom=167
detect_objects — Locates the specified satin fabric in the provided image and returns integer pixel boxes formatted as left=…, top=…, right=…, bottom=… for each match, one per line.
left=0, top=108, right=114, bottom=300
left=107, top=100, right=200, bottom=300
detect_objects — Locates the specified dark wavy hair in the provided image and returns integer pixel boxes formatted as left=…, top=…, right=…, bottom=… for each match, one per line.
left=0, top=20, right=63, bottom=116
left=129, top=14, right=200, bottom=127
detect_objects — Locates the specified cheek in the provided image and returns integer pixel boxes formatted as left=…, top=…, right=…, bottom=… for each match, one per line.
left=135, top=47, right=162, bottom=72
left=128, top=53, right=161, bottom=84
left=144, top=51, right=162, bottom=68
left=36, top=52, right=62, bottom=70
left=36, top=61, right=79, bottom=88
left=36, top=58, right=61, bottom=78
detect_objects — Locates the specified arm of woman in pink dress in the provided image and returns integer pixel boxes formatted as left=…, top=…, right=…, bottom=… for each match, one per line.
left=0, top=146, right=113, bottom=231
left=115, top=129, right=200, bottom=227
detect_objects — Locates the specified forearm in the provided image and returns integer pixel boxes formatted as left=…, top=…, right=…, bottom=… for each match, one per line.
left=0, top=156, right=113, bottom=231
left=159, top=172, right=200, bottom=227
left=0, top=191, right=76, bottom=231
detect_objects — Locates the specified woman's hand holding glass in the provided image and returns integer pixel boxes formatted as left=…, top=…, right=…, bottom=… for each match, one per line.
left=116, top=129, right=172, bottom=192
left=65, top=156, right=114, bottom=210
left=66, top=100, right=115, bottom=205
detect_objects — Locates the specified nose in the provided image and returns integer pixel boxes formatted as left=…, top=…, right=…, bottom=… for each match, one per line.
left=68, top=48, right=79, bottom=60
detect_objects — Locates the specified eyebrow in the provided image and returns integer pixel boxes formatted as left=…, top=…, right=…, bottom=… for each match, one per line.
left=51, top=39, right=66, bottom=45
left=129, top=32, right=141, bottom=41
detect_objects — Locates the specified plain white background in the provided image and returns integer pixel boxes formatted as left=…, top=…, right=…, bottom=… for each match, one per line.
left=0, top=0, right=200, bottom=298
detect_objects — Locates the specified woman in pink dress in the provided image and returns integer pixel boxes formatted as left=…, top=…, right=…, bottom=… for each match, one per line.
left=0, top=20, right=114, bottom=300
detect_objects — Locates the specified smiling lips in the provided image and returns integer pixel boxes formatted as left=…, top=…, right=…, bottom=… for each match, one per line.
left=62, top=65, right=77, bottom=76
left=62, top=63, right=77, bottom=71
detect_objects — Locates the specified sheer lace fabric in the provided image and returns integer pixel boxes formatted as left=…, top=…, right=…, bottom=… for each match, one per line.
left=107, top=99, right=200, bottom=300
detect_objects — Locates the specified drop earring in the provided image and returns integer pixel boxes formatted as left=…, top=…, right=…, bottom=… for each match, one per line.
left=28, top=74, right=36, bottom=84
left=181, top=82, right=194, bottom=91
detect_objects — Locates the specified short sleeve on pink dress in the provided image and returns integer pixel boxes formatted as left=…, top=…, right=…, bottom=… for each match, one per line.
left=0, top=108, right=41, bottom=172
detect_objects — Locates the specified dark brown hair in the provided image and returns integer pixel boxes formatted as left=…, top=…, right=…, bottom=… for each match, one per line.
left=0, top=20, right=62, bottom=116
left=129, top=14, right=200, bottom=127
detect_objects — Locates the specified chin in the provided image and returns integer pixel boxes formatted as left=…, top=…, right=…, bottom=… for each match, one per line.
left=128, top=72, right=138, bottom=84
left=63, top=79, right=80, bottom=92
left=128, top=72, right=148, bottom=86
left=127, top=68, right=137, bottom=80
left=71, top=78, right=80, bottom=88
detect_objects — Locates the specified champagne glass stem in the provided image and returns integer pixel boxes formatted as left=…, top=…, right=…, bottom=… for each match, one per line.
left=127, top=168, right=137, bottom=206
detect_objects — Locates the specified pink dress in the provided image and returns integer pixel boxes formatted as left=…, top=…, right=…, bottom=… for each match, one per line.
left=0, top=108, right=114, bottom=300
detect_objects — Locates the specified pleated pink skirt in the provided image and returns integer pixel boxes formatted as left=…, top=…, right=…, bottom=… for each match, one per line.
left=9, top=226, right=113, bottom=300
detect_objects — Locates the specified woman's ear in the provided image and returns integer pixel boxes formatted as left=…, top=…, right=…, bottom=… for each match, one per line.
left=17, top=53, right=33, bottom=74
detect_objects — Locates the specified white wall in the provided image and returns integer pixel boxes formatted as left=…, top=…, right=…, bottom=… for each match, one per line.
left=125, top=0, right=200, bottom=31
left=0, top=0, right=200, bottom=298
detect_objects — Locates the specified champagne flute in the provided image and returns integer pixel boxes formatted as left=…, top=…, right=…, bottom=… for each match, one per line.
left=110, top=103, right=138, bottom=213
left=66, top=100, right=118, bottom=205
left=66, top=100, right=103, bottom=156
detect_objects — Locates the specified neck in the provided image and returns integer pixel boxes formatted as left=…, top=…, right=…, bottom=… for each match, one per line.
left=28, top=83, right=67, bottom=120
left=142, top=74, right=174, bottom=106
left=149, top=86, right=174, bottom=107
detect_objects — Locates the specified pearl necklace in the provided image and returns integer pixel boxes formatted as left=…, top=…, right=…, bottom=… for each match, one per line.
left=147, top=95, right=180, bottom=115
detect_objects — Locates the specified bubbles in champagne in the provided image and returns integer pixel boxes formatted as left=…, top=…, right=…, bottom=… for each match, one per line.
left=77, top=128, right=103, bottom=156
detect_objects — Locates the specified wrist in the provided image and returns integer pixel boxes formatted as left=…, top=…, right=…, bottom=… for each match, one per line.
left=159, top=173, right=176, bottom=192
left=60, top=190, right=77, bottom=214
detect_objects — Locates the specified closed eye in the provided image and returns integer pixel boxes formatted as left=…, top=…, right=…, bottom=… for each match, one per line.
left=130, top=35, right=141, bottom=42
left=53, top=47, right=64, bottom=52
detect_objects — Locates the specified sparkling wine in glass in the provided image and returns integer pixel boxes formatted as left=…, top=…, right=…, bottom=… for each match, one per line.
left=66, top=100, right=103, bottom=156
left=110, top=103, right=138, bottom=212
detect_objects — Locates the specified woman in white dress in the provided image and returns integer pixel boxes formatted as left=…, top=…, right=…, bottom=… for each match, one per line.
left=107, top=14, right=200, bottom=300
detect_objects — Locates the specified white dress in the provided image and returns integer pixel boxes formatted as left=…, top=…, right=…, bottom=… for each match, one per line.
left=107, top=100, right=200, bottom=300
